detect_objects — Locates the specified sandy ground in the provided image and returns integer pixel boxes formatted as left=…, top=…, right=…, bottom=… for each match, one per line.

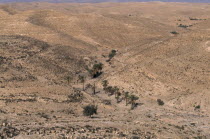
left=0, top=2, right=210, bottom=138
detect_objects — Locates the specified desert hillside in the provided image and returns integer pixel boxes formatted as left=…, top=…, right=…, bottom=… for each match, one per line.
left=0, top=2, right=210, bottom=138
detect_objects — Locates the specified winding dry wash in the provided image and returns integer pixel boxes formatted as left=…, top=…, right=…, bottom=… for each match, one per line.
left=0, top=1, right=210, bottom=138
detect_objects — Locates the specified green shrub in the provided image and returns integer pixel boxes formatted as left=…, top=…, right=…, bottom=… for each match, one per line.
left=86, top=63, right=103, bottom=78
left=157, top=99, right=164, bottom=106
left=107, top=50, right=117, bottom=62
left=178, top=24, right=189, bottom=28
left=189, top=17, right=199, bottom=20
left=194, top=105, right=200, bottom=110
left=83, top=105, right=97, bottom=117
left=129, top=95, right=139, bottom=110
left=68, top=89, right=83, bottom=102
left=170, top=31, right=179, bottom=35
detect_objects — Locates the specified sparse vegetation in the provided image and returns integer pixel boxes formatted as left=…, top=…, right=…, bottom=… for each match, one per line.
left=129, top=94, right=139, bottom=110
left=189, top=17, right=206, bottom=21
left=170, top=31, right=179, bottom=35
left=178, top=24, right=192, bottom=28
left=85, top=83, right=92, bottom=90
left=1, top=5, right=17, bottom=15
left=86, top=63, right=103, bottom=78
left=123, top=91, right=130, bottom=106
left=92, top=83, right=96, bottom=95
left=107, top=49, right=117, bottom=61
left=85, top=83, right=96, bottom=94
left=1, top=3, right=210, bottom=138
left=65, top=75, right=72, bottom=84
left=83, top=105, right=98, bottom=117
left=157, top=99, right=164, bottom=106
left=0, top=120, right=20, bottom=138
left=105, top=86, right=116, bottom=96
left=189, top=17, right=199, bottom=20
left=68, top=89, right=83, bottom=102
left=102, top=99, right=112, bottom=105
left=102, top=80, right=109, bottom=90
left=115, top=91, right=121, bottom=103
left=102, top=81, right=139, bottom=108
left=194, top=105, right=200, bottom=110
left=78, top=75, right=86, bottom=91
left=113, top=86, right=120, bottom=97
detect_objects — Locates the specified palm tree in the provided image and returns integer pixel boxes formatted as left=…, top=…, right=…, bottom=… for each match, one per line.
left=104, top=86, right=110, bottom=94
left=90, top=63, right=103, bottom=78
left=102, top=80, right=108, bottom=91
left=129, top=94, right=139, bottom=110
left=66, top=76, right=72, bottom=84
left=78, top=75, right=86, bottom=91
left=108, top=49, right=117, bottom=61
left=98, top=63, right=103, bottom=71
left=115, top=91, right=121, bottom=103
left=85, top=83, right=92, bottom=90
left=92, top=83, right=96, bottom=95
left=106, top=86, right=113, bottom=96
left=113, top=86, right=120, bottom=98
left=123, top=91, right=130, bottom=106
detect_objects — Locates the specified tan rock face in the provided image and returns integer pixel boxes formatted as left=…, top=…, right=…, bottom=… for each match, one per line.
left=0, top=2, right=210, bottom=138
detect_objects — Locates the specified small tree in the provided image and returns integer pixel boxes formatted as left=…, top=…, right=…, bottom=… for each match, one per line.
left=92, top=83, right=96, bottom=95
left=170, top=31, right=179, bottom=35
left=113, top=86, right=120, bottom=98
left=194, top=105, right=200, bottom=110
left=102, top=80, right=109, bottom=91
left=178, top=24, right=188, bottom=28
left=157, top=99, right=164, bottom=106
left=83, top=105, right=97, bottom=118
left=106, top=86, right=115, bottom=96
left=104, top=86, right=111, bottom=94
left=85, top=83, right=92, bottom=90
left=115, top=91, right=121, bottom=103
left=86, top=83, right=96, bottom=95
left=93, top=63, right=103, bottom=77
left=129, top=94, right=139, bottom=110
left=123, top=91, right=130, bottom=106
left=108, top=49, right=117, bottom=61
left=86, top=63, right=103, bottom=78
left=78, top=75, right=86, bottom=91
left=68, top=89, right=83, bottom=103
left=66, top=75, right=72, bottom=84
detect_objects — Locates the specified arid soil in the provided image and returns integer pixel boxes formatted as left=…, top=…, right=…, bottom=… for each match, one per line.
left=0, top=2, right=210, bottom=138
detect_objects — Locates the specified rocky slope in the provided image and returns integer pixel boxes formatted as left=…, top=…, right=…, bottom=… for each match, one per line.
left=0, top=2, right=210, bottom=138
